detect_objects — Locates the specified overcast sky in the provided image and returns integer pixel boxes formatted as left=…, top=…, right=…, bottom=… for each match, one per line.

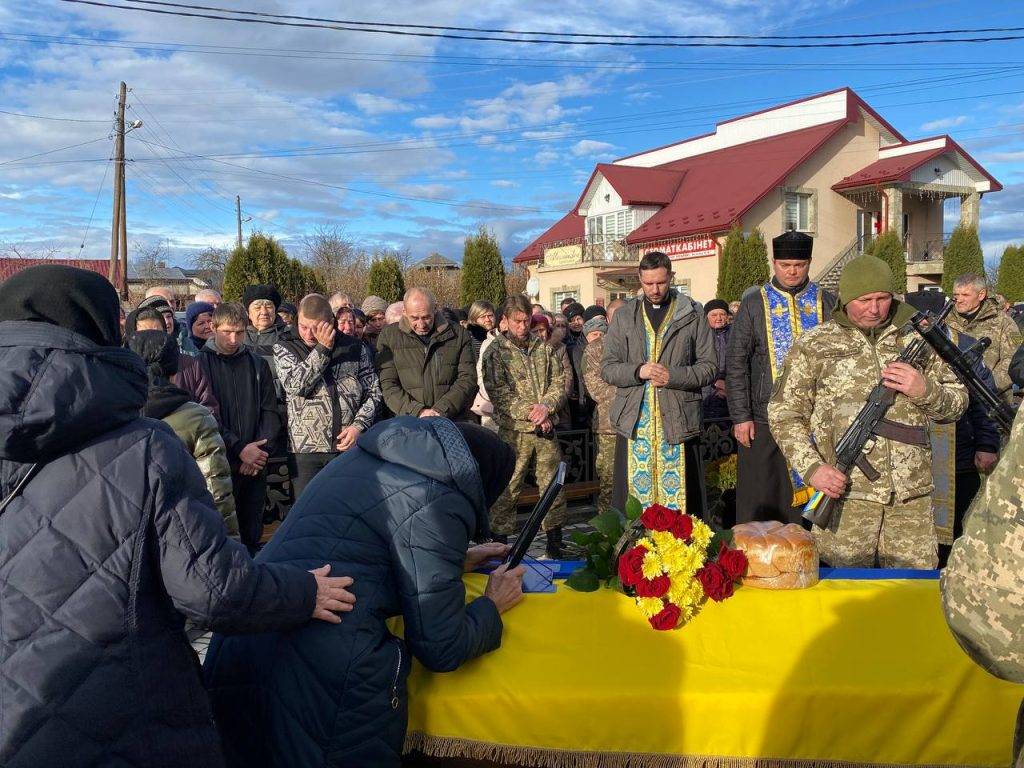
left=1, top=0, right=1023, bottom=267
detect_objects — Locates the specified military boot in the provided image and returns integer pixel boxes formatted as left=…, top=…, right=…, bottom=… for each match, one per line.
left=544, top=526, right=563, bottom=560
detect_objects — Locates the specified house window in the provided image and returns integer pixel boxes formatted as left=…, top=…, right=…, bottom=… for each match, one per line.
left=784, top=191, right=814, bottom=232
left=587, top=209, right=637, bottom=260
left=552, top=288, right=579, bottom=309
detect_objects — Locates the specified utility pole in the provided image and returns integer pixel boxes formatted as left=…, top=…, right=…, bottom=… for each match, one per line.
left=236, top=195, right=243, bottom=250
left=109, top=81, right=126, bottom=293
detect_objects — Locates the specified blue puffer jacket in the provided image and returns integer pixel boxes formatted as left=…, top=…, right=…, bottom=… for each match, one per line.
left=0, top=321, right=316, bottom=768
left=203, top=417, right=504, bottom=768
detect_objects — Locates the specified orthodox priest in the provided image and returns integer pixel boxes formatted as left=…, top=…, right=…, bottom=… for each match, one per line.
left=726, top=230, right=836, bottom=524
left=602, top=251, right=717, bottom=517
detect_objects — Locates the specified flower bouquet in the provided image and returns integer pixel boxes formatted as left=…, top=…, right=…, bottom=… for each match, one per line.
left=567, top=498, right=747, bottom=631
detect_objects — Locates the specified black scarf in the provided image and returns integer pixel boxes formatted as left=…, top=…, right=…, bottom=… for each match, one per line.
left=0, top=264, right=121, bottom=346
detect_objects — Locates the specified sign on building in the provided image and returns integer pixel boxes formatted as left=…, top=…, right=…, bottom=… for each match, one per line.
left=640, top=236, right=717, bottom=260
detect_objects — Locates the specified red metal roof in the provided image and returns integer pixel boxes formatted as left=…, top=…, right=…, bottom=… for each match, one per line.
left=513, top=212, right=583, bottom=264
left=626, top=120, right=848, bottom=243
left=833, top=136, right=1002, bottom=192
left=575, top=163, right=686, bottom=209
left=0, top=258, right=123, bottom=288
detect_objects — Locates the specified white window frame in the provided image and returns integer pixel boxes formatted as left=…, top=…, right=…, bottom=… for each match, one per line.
left=782, top=188, right=817, bottom=234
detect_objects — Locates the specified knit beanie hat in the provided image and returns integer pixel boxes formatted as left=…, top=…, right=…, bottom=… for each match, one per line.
left=838, top=255, right=894, bottom=305
left=704, top=298, right=731, bottom=316
left=361, top=295, right=388, bottom=315
left=530, top=313, right=550, bottom=330
left=583, top=304, right=606, bottom=322
left=185, top=301, right=214, bottom=332
left=242, top=284, right=281, bottom=310
left=582, top=316, right=608, bottom=335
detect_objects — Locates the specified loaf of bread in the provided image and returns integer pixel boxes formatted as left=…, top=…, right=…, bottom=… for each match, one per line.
left=731, top=521, right=819, bottom=590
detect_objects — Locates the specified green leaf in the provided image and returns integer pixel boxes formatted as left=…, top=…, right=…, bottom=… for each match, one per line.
left=707, top=529, right=734, bottom=559
left=592, top=553, right=611, bottom=579
left=606, top=575, right=623, bottom=592
left=591, top=510, right=624, bottom=541
left=625, top=496, right=643, bottom=521
left=565, top=568, right=600, bottom=592
left=570, top=531, right=591, bottom=547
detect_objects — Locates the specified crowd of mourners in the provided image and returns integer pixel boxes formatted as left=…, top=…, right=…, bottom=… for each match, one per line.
left=1, top=244, right=1023, bottom=768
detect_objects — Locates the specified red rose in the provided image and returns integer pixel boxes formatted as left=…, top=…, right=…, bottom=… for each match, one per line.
left=618, top=545, right=648, bottom=587
left=717, top=544, right=748, bottom=581
left=636, top=574, right=671, bottom=598
left=649, top=602, right=682, bottom=631
left=640, top=504, right=677, bottom=532
left=697, top=563, right=735, bottom=602
left=669, top=514, right=694, bottom=543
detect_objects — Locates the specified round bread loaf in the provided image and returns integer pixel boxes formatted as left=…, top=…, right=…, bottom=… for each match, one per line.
left=731, top=521, right=819, bottom=589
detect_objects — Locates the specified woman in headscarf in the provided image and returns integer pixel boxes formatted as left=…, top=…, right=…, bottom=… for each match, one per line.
left=128, top=328, right=238, bottom=536
left=204, top=417, right=525, bottom=768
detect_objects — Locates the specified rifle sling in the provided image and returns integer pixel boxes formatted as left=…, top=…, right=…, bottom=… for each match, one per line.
left=851, top=419, right=929, bottom=483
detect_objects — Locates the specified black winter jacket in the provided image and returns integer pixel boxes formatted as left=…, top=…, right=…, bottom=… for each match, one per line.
left=203, top=416, right=504, bottom=768
left=0, top=321, right=316, bottom=768
left=726, top=280, right=836, bottom=423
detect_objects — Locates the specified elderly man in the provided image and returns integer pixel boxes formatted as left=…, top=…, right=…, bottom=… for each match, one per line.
left=375, top=288, right=476, bottom=420
left=946, top=273, right=1022, bottom=404
left=768, top=255, right=967, bottom=568
left=602, top=251, right=717, bottom=517
left=145, top=284, right=177, bottom=307
left=274, top=295, right=381, bottom=499
left=195, top=288, right=222, bottom=307
left=484, top=295, right=568, bottom=554
left=726, top=231, right=836, bottom=524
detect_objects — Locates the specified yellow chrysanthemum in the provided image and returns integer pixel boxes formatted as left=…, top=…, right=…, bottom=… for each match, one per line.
left=635, top=596, right=665, bottom=618
left=641, top=549, right=664, bottom=580
left=649, top=530, right=679, bottom=553
left=690, top=519, right=714, bottom=550
left=668, top=579, right=705, bottom=619
left=660, top=542, right=705, bottom=577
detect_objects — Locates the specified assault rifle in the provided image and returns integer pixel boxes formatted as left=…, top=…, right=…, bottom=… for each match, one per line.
left=909, top=307, right=1016, bottom=437
left=802, top=302, right=954, bottom=531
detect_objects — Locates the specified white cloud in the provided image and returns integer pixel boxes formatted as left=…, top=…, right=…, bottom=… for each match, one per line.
left=983, top=151, right=1024, bottom=163
left=412, top=115, right=459, bottom=130
left=571, top=139, right=617, bottom=158
left=533, top=149, right=561, bottom=168
left=352, top=93, right=413, bottom=116
left=491, top=179, right=517, bottom=188
left=920, top=115, right=969, bottom=132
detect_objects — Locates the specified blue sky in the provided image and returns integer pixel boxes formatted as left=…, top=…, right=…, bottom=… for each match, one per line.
left=1, top=0, right=1023, bottom=268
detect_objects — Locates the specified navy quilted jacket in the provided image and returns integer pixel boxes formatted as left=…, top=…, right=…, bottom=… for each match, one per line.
left=203, top=416, right=503, bottom=768
left=0, top=321, right=316, bottom=768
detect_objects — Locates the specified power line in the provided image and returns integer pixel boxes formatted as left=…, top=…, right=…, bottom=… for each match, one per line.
left=0, top=107, right=111, bottom=123
left=120, top=1, right=1024, bottom=42
left=0, top=136, right=111, bottom=166
left=80, top=157, right=113, bottom=251
left=59, top=0, right=1024, bottom=48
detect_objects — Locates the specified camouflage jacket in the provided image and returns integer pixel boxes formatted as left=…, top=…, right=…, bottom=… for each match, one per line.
left=767, top=301, right=968, bottom=504
left=483, top=332, right=566, bottom=433
left=942, top=408, right=1024, bottom=767
left=581, top=336, right=616, bottom=435
left=946, top=297, right=1023, bottom=401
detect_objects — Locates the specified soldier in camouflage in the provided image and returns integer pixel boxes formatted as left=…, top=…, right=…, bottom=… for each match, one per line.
left=947, top=273, right=1023, bottom=404
left=580, top=314, right=616, bottom=513
left=941, top=408, right=1024, bottom=768
left=483, top=294, right=568, bottom=557
left=768, top=255, right=967, bottom=568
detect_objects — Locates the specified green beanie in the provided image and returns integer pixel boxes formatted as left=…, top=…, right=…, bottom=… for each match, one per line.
left=838, top=254, right=893, bottom=305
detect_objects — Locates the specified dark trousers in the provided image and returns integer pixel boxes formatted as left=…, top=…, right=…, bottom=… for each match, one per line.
left=735, top=421, right=802, bottom=525
left=291, top=452, right=337, bottom=502
left=939, top=470, right=983, bottom=567
left=611, top=434, right=708, bottom=521
left=232, top=471, right=267, bottom=554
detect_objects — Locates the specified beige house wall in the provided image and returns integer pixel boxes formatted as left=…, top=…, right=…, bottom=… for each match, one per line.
left=536, top=263, right=604, bottom=309
left=902, top=195, right=945, bottom=262
left=668, top=251, right=721, bottom=302
left=743, top=119, right=883, bottom=282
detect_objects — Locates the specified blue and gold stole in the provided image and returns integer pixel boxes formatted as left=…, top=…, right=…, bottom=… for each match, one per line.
left=760, top=281, right=825, bottom=505
left=628, top=295, right=686, bottom=511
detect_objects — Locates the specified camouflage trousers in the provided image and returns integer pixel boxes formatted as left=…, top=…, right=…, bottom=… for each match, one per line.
left=595, top=433, right=617, bottom=514
left=814, top=495, right=938, bottom=569
left=490, top=429, right=568, bottom=536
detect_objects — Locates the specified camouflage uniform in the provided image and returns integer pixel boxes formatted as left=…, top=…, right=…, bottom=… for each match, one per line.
left=942, top=408, right=1024, bottom=768
left=581, top=336, right=617, bottom=513
left=768, top=301, right=968, bottom=568
left=946, top=297, right=1023, bottom=404
left=483, top=332, right=568, bottom=535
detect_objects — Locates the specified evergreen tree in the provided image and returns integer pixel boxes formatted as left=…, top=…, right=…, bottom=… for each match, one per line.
left=723, top=227, right=769, bottom=301
left=996, top=243, right=1024, bottom=303
left=366, top=256, right=405, bottom=304
left=866, top=230, right=907, bottom=293
left=717, top=224, right=744, bottom=301
left=222, top=232, right=323, bottom=303
left=941, top=225, right=985, bottom=294
left=460, top=226, right=507, bottom=307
